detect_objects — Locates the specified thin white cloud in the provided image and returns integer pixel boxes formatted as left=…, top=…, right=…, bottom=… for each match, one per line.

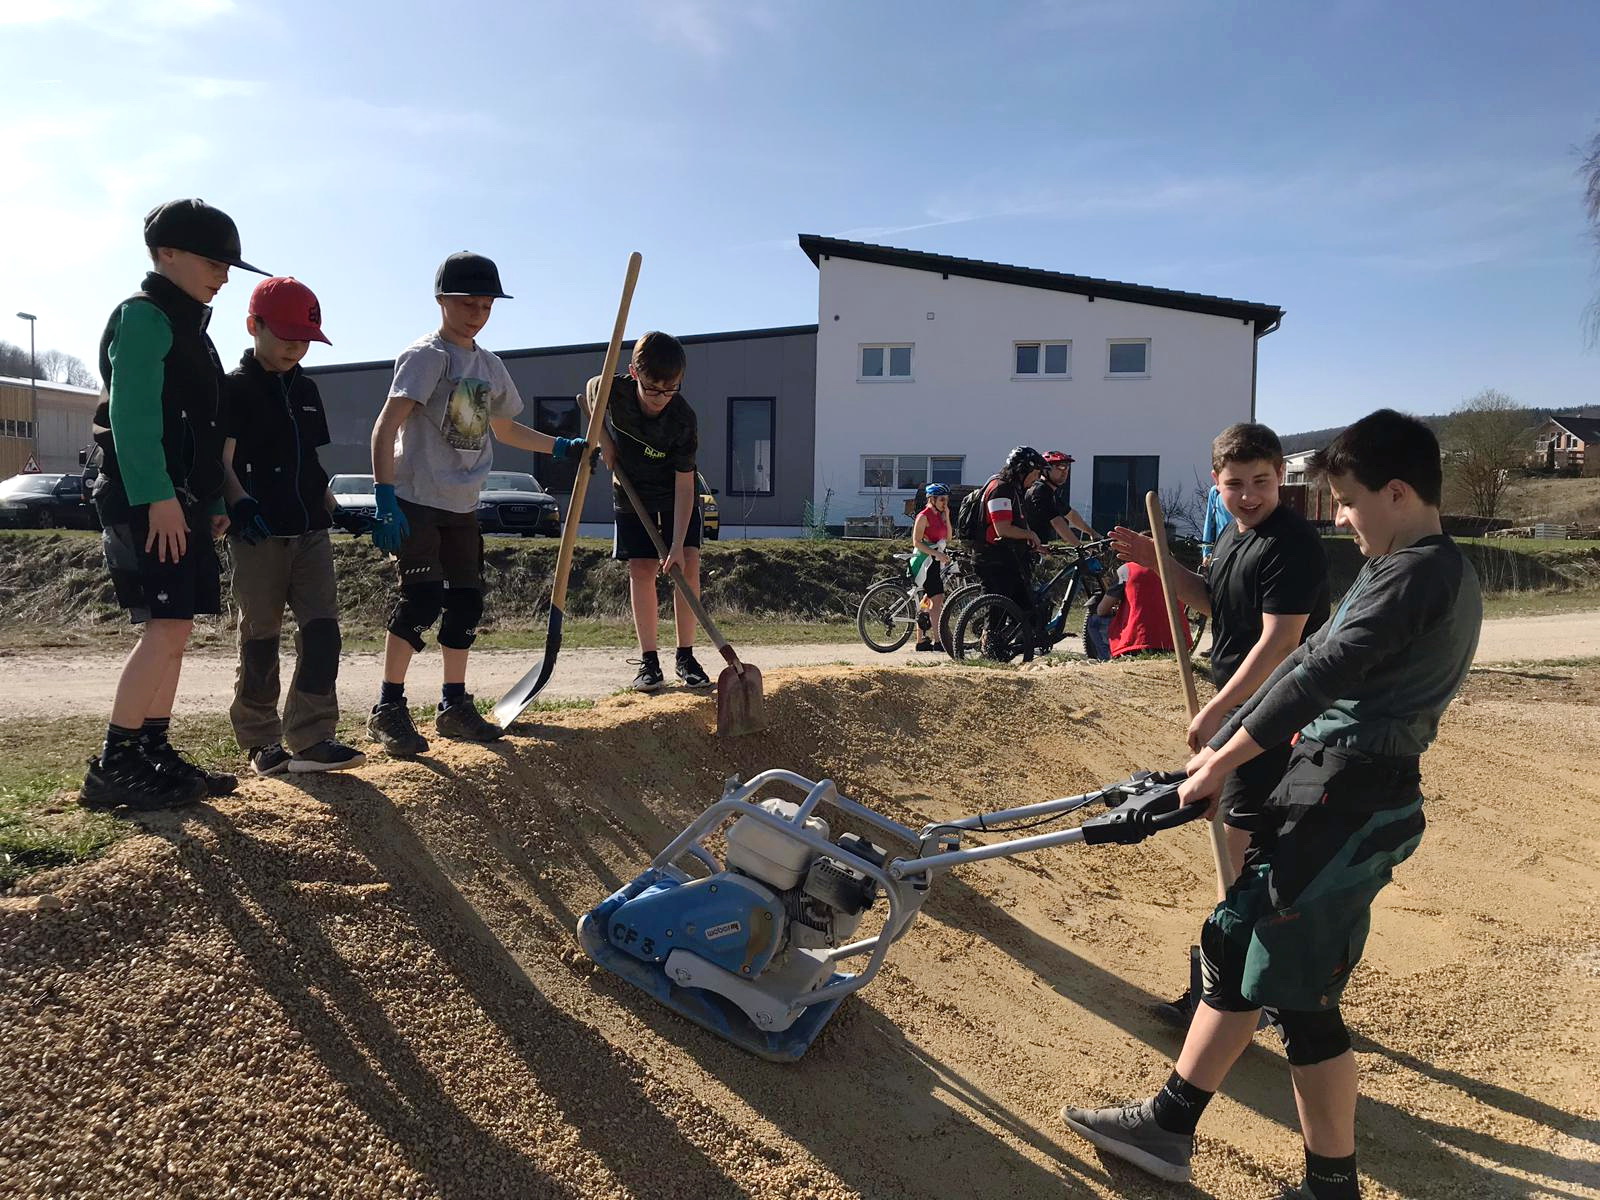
left=0, top=0, right=234, bottom=28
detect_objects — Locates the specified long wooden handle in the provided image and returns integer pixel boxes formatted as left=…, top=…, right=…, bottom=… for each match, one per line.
left=611, top=462, right=744, bottom=672
left=550, top=252, right=641, bottom=612
left=1145, top=491, right=1236, bottom=897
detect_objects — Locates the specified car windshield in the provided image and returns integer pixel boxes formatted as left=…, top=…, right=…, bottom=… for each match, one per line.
left=482, top=472, right=541, bottom=494
left=0, top=474, right=61, bottom=497
left=330, top=476, right=374, bottom=495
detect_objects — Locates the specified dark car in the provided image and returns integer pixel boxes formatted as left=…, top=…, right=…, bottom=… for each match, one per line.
left=478, top=471, right=561, bottom=537
left=0, top=472, right=99, bottom=530
left=328, top=473, right=376, bottom=535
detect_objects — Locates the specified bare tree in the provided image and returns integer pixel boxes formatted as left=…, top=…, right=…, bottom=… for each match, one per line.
left=38, top=349, right=98, bottom=389
left=1585, top=125, right=1600, bottom=345
left=1441, top=389, right=1534, bottom=520
left=0, top=340, right=31, bottom=378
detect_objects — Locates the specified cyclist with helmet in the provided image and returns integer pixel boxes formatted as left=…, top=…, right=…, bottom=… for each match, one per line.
left=909, top=483, right=953, bottom=651
left=975, top=447, right=1046, bottom=636
left=1026, top=451, right=1098, bottom=546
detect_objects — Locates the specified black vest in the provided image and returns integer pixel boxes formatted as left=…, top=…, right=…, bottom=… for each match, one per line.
left=94, top=272, right=226, bottom=514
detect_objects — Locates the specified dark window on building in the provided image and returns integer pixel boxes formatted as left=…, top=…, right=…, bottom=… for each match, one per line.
left=534, top=396, right=581, bottom=493
left=1091, top=455, right=1159, bottom=533
left=726, top=397, right=775, bottom=497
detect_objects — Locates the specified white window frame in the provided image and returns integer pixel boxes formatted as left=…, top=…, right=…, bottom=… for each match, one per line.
left=860, top=453, right=965, bottom=494
left=1012, top=340, right=1072, bottom=380
left=858, top=343, right=914, bottom=382
left=1106, top=338, right=1151, bottom=379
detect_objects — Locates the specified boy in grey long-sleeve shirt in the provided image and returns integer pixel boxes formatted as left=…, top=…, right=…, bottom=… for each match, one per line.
left=1063, top=410, right=1482, bottom=1200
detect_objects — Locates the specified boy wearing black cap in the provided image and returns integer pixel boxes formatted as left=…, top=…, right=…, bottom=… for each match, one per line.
left=221, top=276, right=365, bottom=777
left=366, top=252, right=585, bottom=755
left=81, top=198, right=268, bottom=811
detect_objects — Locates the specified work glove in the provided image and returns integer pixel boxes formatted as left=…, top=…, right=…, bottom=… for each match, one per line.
left=372, top=484, right=409, bottom=554
left=228, top=496, right=273, bottom=546
left=553, top=436, right=587, bottom=461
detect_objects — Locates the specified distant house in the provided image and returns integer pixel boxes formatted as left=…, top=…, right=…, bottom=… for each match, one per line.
left=1531, top=415, right=1600, bottom=476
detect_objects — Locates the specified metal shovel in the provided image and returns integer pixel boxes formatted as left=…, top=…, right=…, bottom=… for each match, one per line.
left=612, top=464, right=766, bottom=736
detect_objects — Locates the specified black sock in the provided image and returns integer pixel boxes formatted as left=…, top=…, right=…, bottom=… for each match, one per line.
left=1149, top=1070, right=1213, bottom=1136
left=380, top=681, right=405, bottom=707
left=442, top=681, right=466, bottom=706
left=103, top=723, right=143, bottom=764
left=139, top=717, right=172, bottom=752
left=641, top=649, right=660, bottom=664
left=1304, top=1148, right=1359, bottom=1199
left=675, top=646, right=694, bottom=659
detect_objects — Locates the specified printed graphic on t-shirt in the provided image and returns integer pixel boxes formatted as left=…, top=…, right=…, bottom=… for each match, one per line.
left=443, top=377, right=491, bottom=450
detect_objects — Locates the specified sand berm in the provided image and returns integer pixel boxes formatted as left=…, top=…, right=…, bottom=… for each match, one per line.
left=2, top=658, right=1597, bottom=1198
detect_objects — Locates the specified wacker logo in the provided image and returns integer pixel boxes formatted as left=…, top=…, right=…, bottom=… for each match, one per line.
left=704, top=921, right=742, bottom=940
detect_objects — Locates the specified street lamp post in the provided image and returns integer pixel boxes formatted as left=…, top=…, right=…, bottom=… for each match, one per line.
left=14, top=313, right=37, bottom=469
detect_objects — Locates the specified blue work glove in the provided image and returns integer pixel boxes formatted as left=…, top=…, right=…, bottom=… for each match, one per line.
left=372, top=484, right=409, bottom=554
left=228, top=496, right=273, bottom=546
left=553, top=436, right=587, bottom=461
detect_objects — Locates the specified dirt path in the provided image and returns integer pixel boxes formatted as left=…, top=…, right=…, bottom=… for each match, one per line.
left=7, top=609, right=1596, bottom=720
left=2, top=659, right=1596, bottom=1198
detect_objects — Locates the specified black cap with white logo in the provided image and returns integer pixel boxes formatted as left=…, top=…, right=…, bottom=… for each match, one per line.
left=435, top=251, right=512, bottom=299
left=143, top=198, right=267, bottom=275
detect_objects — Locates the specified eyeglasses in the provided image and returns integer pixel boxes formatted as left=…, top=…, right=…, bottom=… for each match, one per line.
left=638, top=379, right=680, bottom=399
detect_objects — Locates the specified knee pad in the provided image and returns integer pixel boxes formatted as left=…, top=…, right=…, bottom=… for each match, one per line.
left=239, top=634, right=280, bottom=700
left=1278, top=1007, right=1351, bottom=1066
left=438, top=586, right=484, bottom=650
left=295, top=617, right=341, bottom=695
left=388, top=581, right=444, bottom=651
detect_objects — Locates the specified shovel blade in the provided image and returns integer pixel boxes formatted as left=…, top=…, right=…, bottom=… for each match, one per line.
left=715, top=661, right=765, bottom=737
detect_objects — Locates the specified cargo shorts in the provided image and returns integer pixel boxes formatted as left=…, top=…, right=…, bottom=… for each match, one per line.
left=101, top=501, right=223, bottom=623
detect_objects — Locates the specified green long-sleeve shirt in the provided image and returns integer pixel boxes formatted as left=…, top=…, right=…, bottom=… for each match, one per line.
left=106, top=299, right=176, bottom=507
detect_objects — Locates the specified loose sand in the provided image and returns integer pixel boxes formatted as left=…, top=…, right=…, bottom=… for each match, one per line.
left=2, top=659, right=1597, bottom=1198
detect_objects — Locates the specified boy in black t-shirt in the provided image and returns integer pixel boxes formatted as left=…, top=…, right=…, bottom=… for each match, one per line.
left=221, top=277, right=364, bottom=777
left=1065, top=410, right=1481, bottom=1200
left=584, top=332, right=709, bottom=693
left=1111, top=423, right=1329, bottom=1020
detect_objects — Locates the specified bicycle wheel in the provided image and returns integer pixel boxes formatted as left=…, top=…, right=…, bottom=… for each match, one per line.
left=953, top=594, right=1032, bottom=664
left=856, top=579, right=917, bottom=652
left=939, top=582, right=983, bottom=655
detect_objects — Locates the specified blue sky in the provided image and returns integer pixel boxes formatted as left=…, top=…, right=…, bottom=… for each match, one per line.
left=2, top=0, right=1595, bottom=433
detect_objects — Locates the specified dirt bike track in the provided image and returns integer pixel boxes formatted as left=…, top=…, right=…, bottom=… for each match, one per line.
left=4, top=609, right=1596, bottom=720
left=2, top=651, right=1597, bottom=1198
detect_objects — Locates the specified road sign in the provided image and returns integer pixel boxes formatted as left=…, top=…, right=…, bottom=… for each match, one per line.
left=21, top=456, right=39, bottom=473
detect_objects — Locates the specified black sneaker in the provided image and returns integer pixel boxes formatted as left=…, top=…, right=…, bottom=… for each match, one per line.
left=1152, top=987, right=1197, bottom=1029
left=675, top=651, right=712, bottom=689
left=914, top=639, right=937, bottom=652
left=79, top=752, right=206, bottom=812
left=288, top=739, right=367, bottom=773
left=367, top=702, right=429, bottom=757
left=250, top=743, right=292, bottom=777
left=629, top=656, right=665, bottom=692
left=147, top=741, right=238, bottom=797
left=434, top=696, right=504, bottom=743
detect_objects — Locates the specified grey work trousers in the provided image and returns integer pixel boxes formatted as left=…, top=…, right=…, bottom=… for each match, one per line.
left=228, top=530, right=342, bottom=753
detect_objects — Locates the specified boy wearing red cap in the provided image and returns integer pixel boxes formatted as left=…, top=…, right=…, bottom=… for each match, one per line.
left=220, top=277, right=364, bottom=776
left=81, top=198, right=267, bottom=812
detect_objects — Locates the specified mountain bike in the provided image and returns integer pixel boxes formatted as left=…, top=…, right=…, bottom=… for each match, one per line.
left=855, top=550, right=970, bottom=653
left=951, top=539, right=1114, bottom=663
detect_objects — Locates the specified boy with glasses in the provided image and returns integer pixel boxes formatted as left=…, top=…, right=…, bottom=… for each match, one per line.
left=583, top=332, right=708, bottom=692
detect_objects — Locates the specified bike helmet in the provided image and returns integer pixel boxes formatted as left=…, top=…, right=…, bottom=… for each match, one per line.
left=1003, top=445, right=1047, bottom=480
left=925, top=483, right=951, bottom=497
left=1042, top=450, right=1074, bottom=466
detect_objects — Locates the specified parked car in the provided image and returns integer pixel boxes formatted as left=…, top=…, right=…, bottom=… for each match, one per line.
left=477, top=471, right=561, bottom=536
left=0, top=473, right=99, bottom=530
left=328, top=473, right=376, bottom=535
left=698, top=472, right=720, bottom=540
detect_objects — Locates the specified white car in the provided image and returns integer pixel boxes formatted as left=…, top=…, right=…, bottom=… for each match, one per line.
left=328, top=474, right=376, bottom=535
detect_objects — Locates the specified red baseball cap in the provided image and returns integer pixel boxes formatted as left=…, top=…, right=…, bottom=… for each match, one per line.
left=1043, top=450, right=1075, bottom=465
left=248, top=276, right=331, bottom=344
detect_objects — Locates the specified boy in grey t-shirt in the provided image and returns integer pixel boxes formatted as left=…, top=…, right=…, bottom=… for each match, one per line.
left=366, top=252, right=584, bottom=755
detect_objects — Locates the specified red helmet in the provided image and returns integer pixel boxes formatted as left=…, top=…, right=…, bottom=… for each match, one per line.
left=1043, top=450, right=1074, bottom=466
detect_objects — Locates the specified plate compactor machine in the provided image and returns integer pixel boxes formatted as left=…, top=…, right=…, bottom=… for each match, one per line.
left=577, top=768, right=1205, bottom=1061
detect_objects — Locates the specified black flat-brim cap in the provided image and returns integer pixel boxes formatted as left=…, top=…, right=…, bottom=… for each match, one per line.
left=435, top=251, right=512, bottom=299
left=143, top=198, right=268, bottom=275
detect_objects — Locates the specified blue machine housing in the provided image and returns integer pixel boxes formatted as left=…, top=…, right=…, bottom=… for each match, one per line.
left=605, top=873, right=786, bottom=978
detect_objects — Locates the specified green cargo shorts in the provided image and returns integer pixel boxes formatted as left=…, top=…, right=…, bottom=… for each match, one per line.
left=1204, top=739, right=1425, bottom=1012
